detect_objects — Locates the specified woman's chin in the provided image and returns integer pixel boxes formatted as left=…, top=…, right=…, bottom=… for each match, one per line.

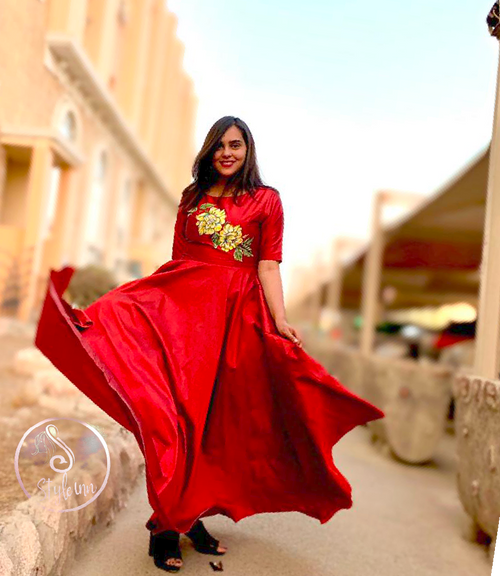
left=216, top=170, right=239, bottom=179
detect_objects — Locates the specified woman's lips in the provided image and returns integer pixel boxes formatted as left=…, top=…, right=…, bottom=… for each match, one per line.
left=220, top=161, right=235, bottom=167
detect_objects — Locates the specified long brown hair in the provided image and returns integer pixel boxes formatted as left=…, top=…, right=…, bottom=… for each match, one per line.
left=179, top=116, right=278, bottom=211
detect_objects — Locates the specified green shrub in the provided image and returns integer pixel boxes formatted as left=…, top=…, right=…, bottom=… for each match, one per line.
left=65, top=264, right=118, bottom=308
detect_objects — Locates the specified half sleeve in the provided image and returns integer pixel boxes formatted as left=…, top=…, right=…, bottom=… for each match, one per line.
left=258, top=191, right=284, bottom=263
left=171, top=204, right=188, bottom=260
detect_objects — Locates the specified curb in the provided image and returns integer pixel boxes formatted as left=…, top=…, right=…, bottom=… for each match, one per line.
left=0, top=421, right=144, bottom=576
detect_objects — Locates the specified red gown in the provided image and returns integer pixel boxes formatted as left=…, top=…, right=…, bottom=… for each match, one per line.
left=35, top=186, right=384, bottom=535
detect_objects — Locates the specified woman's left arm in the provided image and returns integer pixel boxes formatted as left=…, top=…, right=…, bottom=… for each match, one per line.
left=258, top=190, right=302, bottom=346
left=258, top=260, right=303, bottom=347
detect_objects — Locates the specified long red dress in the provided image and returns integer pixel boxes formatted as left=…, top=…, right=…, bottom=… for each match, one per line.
left=35, top=186, right=385, bottom=535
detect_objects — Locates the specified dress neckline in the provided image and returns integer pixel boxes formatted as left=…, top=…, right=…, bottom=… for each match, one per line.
left=204, top=191, right=249, bottom=199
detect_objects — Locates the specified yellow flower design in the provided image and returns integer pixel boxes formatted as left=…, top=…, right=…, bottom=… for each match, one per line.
left=193, top=202, right=254, bottom=261
left=196, top=206, right=226, bottom=234
left=218, top=223, right=243, bottom=252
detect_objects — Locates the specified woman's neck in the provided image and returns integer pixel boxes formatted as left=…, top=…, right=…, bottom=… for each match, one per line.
left=208, top=181, right=237, bottom=197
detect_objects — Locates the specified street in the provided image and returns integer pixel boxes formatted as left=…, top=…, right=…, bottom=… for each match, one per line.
left=63, top=425, right=491, bottom=576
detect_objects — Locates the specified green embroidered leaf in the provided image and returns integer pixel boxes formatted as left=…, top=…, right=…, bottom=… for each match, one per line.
left=211, top=233, right=221, bottom=248
left=241, top=245, right=253, bottom=257
left=234, top=247, right=243, bottom=261
left=241, top=235, right=253, bottom=247
left=200, top=203, right=217, bottom=210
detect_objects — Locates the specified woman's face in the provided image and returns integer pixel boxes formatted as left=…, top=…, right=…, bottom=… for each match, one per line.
left=212, top=125, right=247, bottom=179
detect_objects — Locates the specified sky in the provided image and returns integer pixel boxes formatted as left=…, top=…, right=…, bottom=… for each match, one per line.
left=167, top=0, right=498, bottom=298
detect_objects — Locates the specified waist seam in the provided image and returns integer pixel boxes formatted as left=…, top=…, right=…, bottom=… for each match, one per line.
left=177, top=254, right=258, bottom=271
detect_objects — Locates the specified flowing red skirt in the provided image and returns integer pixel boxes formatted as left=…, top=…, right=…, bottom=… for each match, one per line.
left=35, top=260, right=384, bottom=535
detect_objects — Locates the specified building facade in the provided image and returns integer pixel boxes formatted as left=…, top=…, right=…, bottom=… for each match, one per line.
left=0, top=0, right=198, bottom=322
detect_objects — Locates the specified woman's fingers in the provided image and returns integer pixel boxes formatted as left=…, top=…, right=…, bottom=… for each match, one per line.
left=291, top=327, right=303, bottom=347
left=281, top=325, right=303, bottom=347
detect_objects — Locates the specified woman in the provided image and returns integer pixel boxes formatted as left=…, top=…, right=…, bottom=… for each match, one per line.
left=35, top=116, right=385, bottom=572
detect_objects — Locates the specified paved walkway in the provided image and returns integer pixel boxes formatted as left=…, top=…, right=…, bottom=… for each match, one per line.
left=64, top=426, right=492, bottom=576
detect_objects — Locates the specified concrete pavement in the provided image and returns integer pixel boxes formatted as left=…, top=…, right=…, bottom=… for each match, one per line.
left=63, top=426, right=492, bottom=576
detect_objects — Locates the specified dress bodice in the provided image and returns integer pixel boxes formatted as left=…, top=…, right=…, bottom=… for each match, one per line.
left=171, top=186, right=284, bottom=268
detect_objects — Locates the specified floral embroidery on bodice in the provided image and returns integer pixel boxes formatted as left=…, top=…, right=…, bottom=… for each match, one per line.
left=174, top=187, right=284, bottom=267
left=187, top=202, right=255, bottom=261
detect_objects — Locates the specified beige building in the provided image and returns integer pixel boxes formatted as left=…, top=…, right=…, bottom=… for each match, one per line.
left=0, top=0, right=198, bottom=322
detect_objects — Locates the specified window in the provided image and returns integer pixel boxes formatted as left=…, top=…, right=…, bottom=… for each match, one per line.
left=116, top=178, right=132, bottom=248
left=59, top=110, right=77, bottom=142
left=128, top=260, right=143, bottom=278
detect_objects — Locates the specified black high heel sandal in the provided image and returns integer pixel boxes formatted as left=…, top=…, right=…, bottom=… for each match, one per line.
left=185, top=520, right=227, bottom=556
left=149, top=530, right=183, bottom=572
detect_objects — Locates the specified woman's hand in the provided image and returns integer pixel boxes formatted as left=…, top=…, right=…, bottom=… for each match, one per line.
left=275, top=318, right=303, bottom=348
